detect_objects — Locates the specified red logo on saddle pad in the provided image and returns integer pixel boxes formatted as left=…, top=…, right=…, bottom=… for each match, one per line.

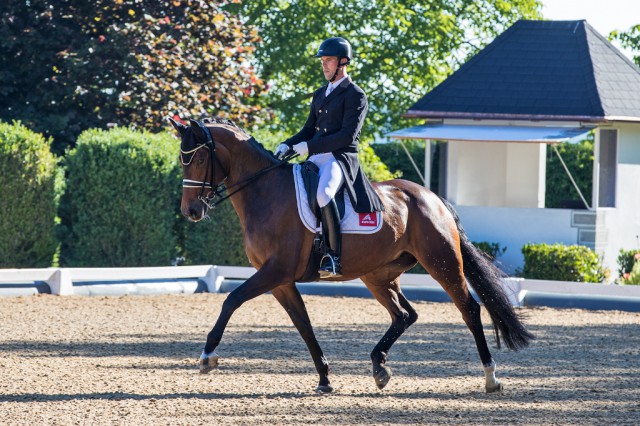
left=359, top=213, right=378, bottom=227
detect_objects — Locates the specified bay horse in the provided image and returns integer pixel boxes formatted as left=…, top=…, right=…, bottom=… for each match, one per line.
left=169, top=117, right=534, bottom=394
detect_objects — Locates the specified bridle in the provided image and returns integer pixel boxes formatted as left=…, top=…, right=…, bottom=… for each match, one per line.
left=180, top=123, right=227, bottom=209
left=180, top=121, right=297, bottom=210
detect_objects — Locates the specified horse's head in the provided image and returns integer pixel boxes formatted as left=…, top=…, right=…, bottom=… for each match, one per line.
left=169, top=117, right=229, bottom=222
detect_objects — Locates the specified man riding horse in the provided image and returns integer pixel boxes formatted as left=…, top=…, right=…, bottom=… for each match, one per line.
left=275, top=37, right=384, bottom=278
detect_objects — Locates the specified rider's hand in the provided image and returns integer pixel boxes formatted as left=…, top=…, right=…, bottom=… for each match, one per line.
left=274, top=143, right=289, bottom=159
left=292, top=142, right=309, bottom=157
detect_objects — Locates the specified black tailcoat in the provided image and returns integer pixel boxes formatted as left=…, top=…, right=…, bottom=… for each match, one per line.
left=284, top=77, right=384, bottom=213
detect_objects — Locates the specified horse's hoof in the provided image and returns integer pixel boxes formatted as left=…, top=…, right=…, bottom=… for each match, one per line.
left=199, top=351, right=219, bottom=374
left=486, top=381, right=503, bottom=393
left=315, top=384, right=334, bottom=394
left=373, top=365, right=392, bottom=390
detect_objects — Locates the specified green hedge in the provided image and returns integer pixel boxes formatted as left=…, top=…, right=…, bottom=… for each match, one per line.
left=181, top=201, right=249, bottom=266
left=521, top=243, right=606, bottom=283
left=58, top=128, right=181, bottom=266
left=0, top=121, right=60, bottom=267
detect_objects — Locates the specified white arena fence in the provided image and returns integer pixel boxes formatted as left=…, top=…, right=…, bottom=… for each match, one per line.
left=1, top=265, right=639, bottom=312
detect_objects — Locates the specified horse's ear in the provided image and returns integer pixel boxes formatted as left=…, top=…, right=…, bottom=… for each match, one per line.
left=189, top=119, right=206, bottom=142
left=167, top=117, right=187, bottom=134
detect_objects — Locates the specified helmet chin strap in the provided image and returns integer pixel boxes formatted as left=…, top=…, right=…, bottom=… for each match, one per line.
left=328, top=58, right=349, bottom=82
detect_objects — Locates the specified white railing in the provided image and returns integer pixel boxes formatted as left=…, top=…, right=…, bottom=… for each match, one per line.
left=0, top=266, right=441, bottom=295
left=1, top=266, right=639, bottom=308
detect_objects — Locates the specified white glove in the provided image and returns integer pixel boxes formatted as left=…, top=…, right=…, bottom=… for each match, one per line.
left=274, top=143, right=289, bottom=159
left=292, top=141, right=309, bottom=157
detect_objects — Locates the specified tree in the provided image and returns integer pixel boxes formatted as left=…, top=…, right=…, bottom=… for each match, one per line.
left=0, top=0, right=269, bottom=153
left=226, top=0, right=541, bottom=138
left=545, top=138, right=594, bottom=209
left=610, top=24, right=640, bottom=67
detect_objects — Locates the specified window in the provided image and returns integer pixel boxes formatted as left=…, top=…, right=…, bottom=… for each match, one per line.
left=597, top=129, right=617, bottom=208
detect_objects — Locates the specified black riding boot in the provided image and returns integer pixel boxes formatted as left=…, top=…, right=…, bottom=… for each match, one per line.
left=319, top=199, right=342, bottom=278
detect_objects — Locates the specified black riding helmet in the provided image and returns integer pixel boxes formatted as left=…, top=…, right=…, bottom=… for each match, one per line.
left=313, top=37, right=352, bottom=82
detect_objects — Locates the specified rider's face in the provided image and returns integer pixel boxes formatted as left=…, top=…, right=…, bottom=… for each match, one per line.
left=321, top=56, right=339, bottom=80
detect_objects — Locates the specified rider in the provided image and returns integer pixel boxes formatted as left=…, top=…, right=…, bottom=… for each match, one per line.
left=275, top=37, right=384, bottom=278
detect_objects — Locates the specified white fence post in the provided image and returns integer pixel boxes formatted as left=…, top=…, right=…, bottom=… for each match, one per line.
left=47, top=268, right=74, bottom=296
left=202, top=266, right=224, bottom=293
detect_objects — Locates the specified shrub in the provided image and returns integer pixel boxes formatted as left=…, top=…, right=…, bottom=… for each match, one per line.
left=620, top=255, right=640, bottom=285
left=521, top=243, right=606, bottom=283
left=473, top=241, right=507, bottom=261
left=58, top=128, right=181, bottom=266
left=181, top=201, right=249, bottom=266
left=0, top=121, right=60, bottom=267
left=616, top=249, right=640, bottom=279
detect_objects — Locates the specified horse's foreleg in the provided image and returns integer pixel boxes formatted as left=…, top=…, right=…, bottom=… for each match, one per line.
left=271, top=285, right=332, bottom=393
left=200, top=265, right=286, bottom=374
left=362, top=275, right=418, bottom=390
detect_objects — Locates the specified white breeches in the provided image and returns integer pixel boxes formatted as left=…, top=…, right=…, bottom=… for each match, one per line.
left=309, top=153, right=345, bottom=208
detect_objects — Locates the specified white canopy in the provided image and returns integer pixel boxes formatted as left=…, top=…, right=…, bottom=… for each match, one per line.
left=387, top=123, right=594, bottom=144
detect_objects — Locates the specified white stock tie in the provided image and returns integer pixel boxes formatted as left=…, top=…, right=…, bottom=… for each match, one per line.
left=326, top=84, right=334, bottom=97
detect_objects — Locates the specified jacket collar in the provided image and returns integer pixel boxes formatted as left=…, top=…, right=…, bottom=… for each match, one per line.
left=319, top=76, right=352, bottom=107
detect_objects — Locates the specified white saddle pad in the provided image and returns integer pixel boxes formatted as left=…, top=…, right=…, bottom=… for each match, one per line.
left=293, top=164, right=383, bottom=234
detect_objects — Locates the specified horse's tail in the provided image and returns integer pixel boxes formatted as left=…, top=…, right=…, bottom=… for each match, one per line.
left=440, top=198, right=535, bottom=351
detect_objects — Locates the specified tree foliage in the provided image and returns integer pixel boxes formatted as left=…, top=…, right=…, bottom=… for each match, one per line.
left=227, top=0, right=541, bottom=138
left=610, top=24, right=640, bottom=67
left=0, top=0, right=269, bottom=153
left=545, top=138, right=593, bottom=209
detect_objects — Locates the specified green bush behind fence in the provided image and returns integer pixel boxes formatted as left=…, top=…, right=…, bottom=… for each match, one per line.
left=0, top=121, right=60, bottom=267
left=522, top=243, right=606, bottom=283
left=58, top=128, right=181, bottom=266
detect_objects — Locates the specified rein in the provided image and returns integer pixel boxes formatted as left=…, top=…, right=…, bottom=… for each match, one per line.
left=181, top=122, right=298, bottom=210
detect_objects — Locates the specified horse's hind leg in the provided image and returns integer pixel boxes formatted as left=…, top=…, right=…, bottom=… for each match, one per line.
left=419, top=247, right=502, bottom=393
left=271, top=285, right=332, bottom=393
left=361, top=273, right=418, bottom=390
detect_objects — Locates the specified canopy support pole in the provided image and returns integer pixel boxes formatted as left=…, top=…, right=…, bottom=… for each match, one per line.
left=398, top=140, right=426, bottom=186
left=552, top=145, right=592, bottom=211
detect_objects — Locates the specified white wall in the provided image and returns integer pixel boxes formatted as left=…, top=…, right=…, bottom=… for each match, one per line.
left=447, top=141, right=546, bottom=208
left=455, top=205, right=578, bottom=275
left=595, top=123, right=640, bottom=273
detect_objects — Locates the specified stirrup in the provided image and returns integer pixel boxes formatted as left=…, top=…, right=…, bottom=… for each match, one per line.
left=319, top=254, right=342, bottom=278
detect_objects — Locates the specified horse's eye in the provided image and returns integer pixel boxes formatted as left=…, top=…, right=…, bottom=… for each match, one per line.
left=197, top=157, right=205, bottom=166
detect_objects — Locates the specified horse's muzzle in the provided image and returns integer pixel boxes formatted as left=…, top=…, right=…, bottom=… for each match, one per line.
left=182, top=203, right=206, bottom=222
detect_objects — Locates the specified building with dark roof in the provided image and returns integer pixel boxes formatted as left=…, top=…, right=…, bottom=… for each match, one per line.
left=405, top=20, right=640, bottom=122
left=388, top=20, right=640, bottom=276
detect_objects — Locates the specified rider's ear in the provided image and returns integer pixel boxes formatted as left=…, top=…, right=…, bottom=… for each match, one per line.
left=189, top=119, right=206, bottom=142
left=167, top=117, right=187, bottom=134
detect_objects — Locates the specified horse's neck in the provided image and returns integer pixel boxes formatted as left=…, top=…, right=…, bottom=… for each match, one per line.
left=214, top=131, right=289, bottom=222
left=228, top=162, right=292, bottom=229
left=226, top=145, right=277, bottom=186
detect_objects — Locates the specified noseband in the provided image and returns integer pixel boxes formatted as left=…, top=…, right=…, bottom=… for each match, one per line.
left=181, top=121, right=297, bottom=210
